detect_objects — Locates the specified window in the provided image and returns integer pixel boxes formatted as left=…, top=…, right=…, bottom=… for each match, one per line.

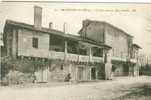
left=49, top=35, right=65, bottom=52
left=79, top=48, right=87, bottom=55
left=60, top=64, right=64, bottom=70
left=67, top=40, right=78, bottom=54
left=92, top=47, right=103, bottom=57
left=32, top=37, right=38, bottom=48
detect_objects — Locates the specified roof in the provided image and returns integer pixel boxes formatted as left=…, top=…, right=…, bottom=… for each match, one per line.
left=79, top=19, right=133, bottom=38
left=66, top=34, right=112, bottom=49
left=4, top=19, right=111, bottom=49
left=5, top=19, right=65, bottom=37
left=132, top=43, right=142, bottom=49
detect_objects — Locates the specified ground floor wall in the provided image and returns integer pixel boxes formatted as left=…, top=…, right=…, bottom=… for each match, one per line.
left=129, top=63, right=139, bottom=76
left=2, top=57, right=106, bottom=84
left=34, top=60, right=105, bottom=82
left=112, top=61, right=128, bottom=76
left=2, top=57, right=139, bottom=84
left=112, top=60, right=139, bottom=77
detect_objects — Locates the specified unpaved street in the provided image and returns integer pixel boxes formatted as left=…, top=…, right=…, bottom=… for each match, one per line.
left=0, top=76, right=151, bottom=100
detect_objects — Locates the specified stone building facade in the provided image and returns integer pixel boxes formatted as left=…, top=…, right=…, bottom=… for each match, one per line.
left=3, top=19, right=112, bottom=82
left=79, top=19, right=141, bottom=77
left=2, top=6, right=140, bottom=83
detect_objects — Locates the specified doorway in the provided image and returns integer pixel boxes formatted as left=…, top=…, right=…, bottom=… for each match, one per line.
left=77, top=67, right=84, bottom=81
left=91, top=68, right=96, bottom=80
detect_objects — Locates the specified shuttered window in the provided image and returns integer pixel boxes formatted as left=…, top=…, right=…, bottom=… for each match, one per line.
left=32, top=37, right=38, bottom=48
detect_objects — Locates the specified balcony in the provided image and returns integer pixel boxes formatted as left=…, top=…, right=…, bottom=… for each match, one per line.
left=66, top=53, right=79, bottom=62
left=130, top=59, right=137, bottom=63
left=18, top=49, right=104, bottom=63
left=79, top=55, right=90, bottom=62
left=48, top=51, right=103, bottom=63
left=112, top=57, right=127, bottom=62
left=91, top=56, right=104, bottom=63
left=49, top=51, right=65, bottom=60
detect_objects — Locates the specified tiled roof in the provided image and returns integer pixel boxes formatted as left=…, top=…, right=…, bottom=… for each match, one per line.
left=79, top=19, right=133, bottom=38
left=4, top=19, right=112, bottom=49
left=132, top=43, right=142, bottom=49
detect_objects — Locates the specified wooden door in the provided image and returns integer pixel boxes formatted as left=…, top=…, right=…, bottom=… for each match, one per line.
left=91, top=68, right=96, bottom=80
left=78, top=67, right=84, bottom=81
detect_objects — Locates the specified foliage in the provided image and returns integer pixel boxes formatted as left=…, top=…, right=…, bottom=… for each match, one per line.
left=1, top=57, right=49, bottom=85
left=1, top=57, right=48, bottom=76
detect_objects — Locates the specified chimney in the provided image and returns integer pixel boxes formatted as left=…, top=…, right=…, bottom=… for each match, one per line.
left=63, top=22, right=67, bottom=34
left=34, top=6, right=42, bottom=28
left=82, top=19, right=89, bottom=27
left=49, top=22, right=53, bottom=29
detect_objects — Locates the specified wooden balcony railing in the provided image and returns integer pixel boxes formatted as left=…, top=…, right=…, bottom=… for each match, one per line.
left=91, top=56, right=104, bottom=63
left=112, top=57, right=127, bottom=62
left=19, top=50, right=104, bottom=63
left=79, top=55, right=90, bottom=62
left=67, top=53, right=79, bottom=62
left=48, top=51, right=103, bottom=63
left=130, top=59, right=137, bottom=63
left=49, top=51, right=65, bottom=60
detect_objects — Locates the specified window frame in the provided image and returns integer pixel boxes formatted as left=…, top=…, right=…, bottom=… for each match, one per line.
left=32, top=37, right=38, bottom=48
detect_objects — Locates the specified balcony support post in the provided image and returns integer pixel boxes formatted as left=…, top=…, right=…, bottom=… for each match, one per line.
left=104, top=49, right=112, bottom=80
left=88, top=47, right=92, bottom=62
left=64, top=40, right=68, bottom=62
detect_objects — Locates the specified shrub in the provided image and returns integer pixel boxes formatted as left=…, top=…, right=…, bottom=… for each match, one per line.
left=1, top=57, right=49, bottom=85
left=4, top=70, right=35, bottom=85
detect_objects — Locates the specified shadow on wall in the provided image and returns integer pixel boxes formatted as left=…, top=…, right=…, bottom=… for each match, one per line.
left=112, top=84, right=151, bottom=100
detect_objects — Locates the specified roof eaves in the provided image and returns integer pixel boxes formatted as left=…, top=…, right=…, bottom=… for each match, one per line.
left=5, top=19, right=112, bottom=49
left=5, top=19, right=65, bottom=37
left=84, top=19, right=133, bottom=38
left=132, top=43, right=142, bottom=49
left=103, top=21, right=133, bottom=38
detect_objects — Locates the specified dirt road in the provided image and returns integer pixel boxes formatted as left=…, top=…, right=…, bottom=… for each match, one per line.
left=0, top=76, right=151, bottom=100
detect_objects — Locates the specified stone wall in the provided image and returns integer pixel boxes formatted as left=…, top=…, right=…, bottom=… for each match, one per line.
left=18, top=29, right=50, bottom=58
left=85, top=22, right=105, bottom=43
left=48, top=62, right=92, bottom=82
left=112, top=61, right=129, bottom=76
left=96, top=63, right=105, bottom=79
left=49, top=62, right=70, bottom=82
left=105, top=25, right=130, bottom=59
left=113, top=63, right=124, bottom=76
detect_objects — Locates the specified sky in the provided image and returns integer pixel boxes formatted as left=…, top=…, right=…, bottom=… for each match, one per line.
left=0, top=2, right=151, bottom=56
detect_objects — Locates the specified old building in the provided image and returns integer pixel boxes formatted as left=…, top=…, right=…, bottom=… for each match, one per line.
left=2, top=6, right=113, bottom=83
left=2, top=6, right=141, bottom=83
left=79, top=19, right=141, bottom=77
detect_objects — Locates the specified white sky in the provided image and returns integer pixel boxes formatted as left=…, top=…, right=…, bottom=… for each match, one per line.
left=0, top=2, right=151, bottom=55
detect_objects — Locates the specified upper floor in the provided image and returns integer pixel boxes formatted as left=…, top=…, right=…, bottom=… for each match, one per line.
left=3, top=20, right=112, bottom=63
left=79, top=19, right=136, bottom=60
left=2, top=5, right=141, bottom=64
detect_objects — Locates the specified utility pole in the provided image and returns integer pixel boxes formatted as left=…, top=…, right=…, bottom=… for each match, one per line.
left=63, top=22, right=67, bottom=34
left=0, top=45, right=1, bottom=84
left=0, top=33, right=4, bottom=85
left=146, top=56, right=149, bottom=67
left=63, top=22, right=67, bottom=62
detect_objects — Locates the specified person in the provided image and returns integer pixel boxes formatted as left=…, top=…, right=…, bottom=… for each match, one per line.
left=64, top=73, right=71, bottom=82
left=32, top=73, right=37, bottom=83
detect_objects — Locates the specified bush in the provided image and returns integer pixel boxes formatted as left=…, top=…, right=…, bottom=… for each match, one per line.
left=1, top=77, right=9, bottom=86
left=1, top=57, right=48, bottom=85
left=4, top=70, right=34, bottom=85
left=6, top=70, right=23, bottom=84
